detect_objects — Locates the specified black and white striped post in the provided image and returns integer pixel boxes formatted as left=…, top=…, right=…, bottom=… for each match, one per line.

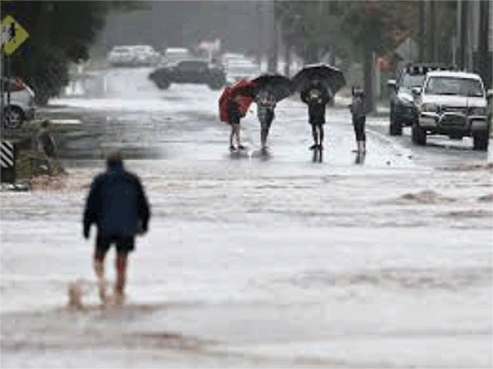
left=1, top=140, right=15, bottom=183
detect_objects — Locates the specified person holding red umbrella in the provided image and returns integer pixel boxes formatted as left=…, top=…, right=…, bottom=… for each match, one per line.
left=219, top=79, right=255, bottom=152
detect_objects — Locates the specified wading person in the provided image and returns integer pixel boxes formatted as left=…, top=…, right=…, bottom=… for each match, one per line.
left=256, top=90, right=277, bottom=151
left=301, top=80, right=331, bottom=150
left=83, top=152, right=150, bottom=306
left=228, top=94, right=246, bottom=151
left=36, top=120, right=65, bottom=175
left=349, top=87, right=367, bottom=153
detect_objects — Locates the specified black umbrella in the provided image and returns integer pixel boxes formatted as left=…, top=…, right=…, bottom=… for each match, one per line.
left=292, top=64, right=346, bottom=94
left=251, top=74, right=294, bottom=102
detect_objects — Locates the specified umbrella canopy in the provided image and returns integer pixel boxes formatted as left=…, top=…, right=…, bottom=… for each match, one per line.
left=251, top=74, right=294, bottom=102
left=218, top=79, right=256, bottom=122
left=292, top=64, right=346, bottom=95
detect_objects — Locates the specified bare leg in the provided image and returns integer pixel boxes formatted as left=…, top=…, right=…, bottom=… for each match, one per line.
left=310, top=125, right=318, bottom=149
left=319, top=125, right=324, bottom=150
left=114, top=251, right=128, bottom=305
left=235, top=123, right=245, bottom=149
left=229, top=125, right=236, bottom=150
left=93, top=251, right=107, bottom=304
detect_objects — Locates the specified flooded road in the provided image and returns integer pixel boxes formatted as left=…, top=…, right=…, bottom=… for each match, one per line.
left=1, top=68, right=492, bottom=368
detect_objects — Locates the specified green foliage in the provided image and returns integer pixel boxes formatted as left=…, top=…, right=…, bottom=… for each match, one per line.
left=1, top=1, right=149, bottom=105
left=275, top=0, right=352, bottom=65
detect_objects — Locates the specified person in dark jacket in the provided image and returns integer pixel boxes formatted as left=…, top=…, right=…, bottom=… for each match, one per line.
left=255, top=89, right=277, bottom=151
left=301, top=80, right=332, bottom=150
left=349, top=87, right=367, bottom=153
left=83, top=151, right=150, bottom=305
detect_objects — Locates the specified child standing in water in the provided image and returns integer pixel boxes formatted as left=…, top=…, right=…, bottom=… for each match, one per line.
left=349, top=87, right=366, bottom=153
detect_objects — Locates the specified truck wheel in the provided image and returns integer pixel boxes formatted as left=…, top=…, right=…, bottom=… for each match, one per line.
left=412, top=122, right=426, bottom=145
left=389, top=120, right=402, bottom=136
left=389, top=111, right=402, bottom=136
left=3, top=106, right=25, bottom=129
left=473, top=132, right=488, bottom=151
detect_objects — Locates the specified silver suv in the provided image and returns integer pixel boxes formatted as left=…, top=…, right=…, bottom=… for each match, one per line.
left=414, top=71, right=490, bottom=150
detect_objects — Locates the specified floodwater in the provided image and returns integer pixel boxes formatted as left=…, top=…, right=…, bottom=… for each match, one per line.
left=1, top=68, right=492, bottom=368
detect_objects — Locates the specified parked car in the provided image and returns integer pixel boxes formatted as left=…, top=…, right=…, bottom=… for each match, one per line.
left=149, top=59, right=226, bottom=90
left=414, top=70, right=490, bottom=150
left=225, top=61, right=261, bottom=84
left=164, top=47, right=192, bottom=67
left=131, top=45, right=160, bottom=66
left=1, top=77, right=36, bottom=129
left=388, top=62, right=456, bottom=136
left=108, top=45, right=160, bottom=67
left=107, top=46, right=136, bottom=67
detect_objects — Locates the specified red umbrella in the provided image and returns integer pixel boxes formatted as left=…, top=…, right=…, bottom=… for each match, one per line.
left=219, top=79, right=256, bottom=122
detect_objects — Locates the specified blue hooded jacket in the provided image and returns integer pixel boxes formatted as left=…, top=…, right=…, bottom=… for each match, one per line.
left=83, top=163, right=150, bottom=237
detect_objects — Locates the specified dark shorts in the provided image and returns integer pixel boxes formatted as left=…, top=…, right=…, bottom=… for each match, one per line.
left=96, top=234, right=135, bottom=255
left=352, top=116, right=366, bottom=141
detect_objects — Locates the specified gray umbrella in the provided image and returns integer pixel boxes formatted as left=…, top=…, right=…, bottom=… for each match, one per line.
left=251, top=74, right=294, bottom=102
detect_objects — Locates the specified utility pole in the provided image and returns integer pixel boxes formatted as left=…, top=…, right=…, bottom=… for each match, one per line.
left=478, top=0, right=490, bottom=89
left=458, top=0, right=468, bottom=70
left=428, top=0, right=436, bottom=63
left=264, top=0, right=277, bottom=73
left=418, top=0, right=425, bottom=61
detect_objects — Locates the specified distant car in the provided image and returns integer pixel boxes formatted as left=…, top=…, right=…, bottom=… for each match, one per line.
left=148, top=59, right=226, bottom=90
left=108, top=45, right=159, bottom=67
left=107, top=46, right=136, bottom=67
left=225, top=61, right=261, bottom=84
left=131, top=45, right=160, bottom=66
left=388, top=63, right=456, bottom=136
left=414, top=70, right=490, bottom=150
left=164, top=47, right=192, bottom=67
left=1, top=77, right=36, bottom=129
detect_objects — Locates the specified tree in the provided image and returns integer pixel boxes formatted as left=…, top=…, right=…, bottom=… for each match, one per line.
left=1, top=1, right=150, bottom=105
left=275, top=0, right=351, bottom=67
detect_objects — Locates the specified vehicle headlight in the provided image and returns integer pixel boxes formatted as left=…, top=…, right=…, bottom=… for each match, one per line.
left=470, top=106, right=487, bottom=115
left=397, top=92, right=414, bottom=104
left=421, top=103, right=439, bottom=113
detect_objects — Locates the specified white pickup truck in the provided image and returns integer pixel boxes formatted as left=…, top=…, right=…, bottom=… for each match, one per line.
left=414, top=71, right=490, bottom=151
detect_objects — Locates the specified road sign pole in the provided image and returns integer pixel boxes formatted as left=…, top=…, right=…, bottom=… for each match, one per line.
left=6, top=54, right=10, bottom=108
left=1, top=53, right=4, bottom=133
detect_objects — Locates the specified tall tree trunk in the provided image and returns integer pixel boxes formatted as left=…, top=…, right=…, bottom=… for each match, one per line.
left=284, top=42, right=291, bottom=76
left=364, top=46, right=374, bottom=114
left=306, top=43, right=319, bottom=64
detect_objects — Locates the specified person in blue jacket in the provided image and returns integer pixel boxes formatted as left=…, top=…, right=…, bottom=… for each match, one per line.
left=83, top=151, right=150, bottom=305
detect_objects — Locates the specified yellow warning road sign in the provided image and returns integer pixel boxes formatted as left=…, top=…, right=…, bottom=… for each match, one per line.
left=1, top=15, right=29, bottom=55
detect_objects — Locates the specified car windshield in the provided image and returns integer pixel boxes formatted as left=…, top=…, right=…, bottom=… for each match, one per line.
left=178, top=61, right=207, bottom=68
left=400, top=74, right=425, bottom=88
left=424, top=76, right=484, bottom=97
